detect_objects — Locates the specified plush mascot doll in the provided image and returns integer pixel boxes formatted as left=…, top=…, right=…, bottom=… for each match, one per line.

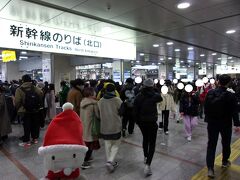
left=38, top=103, right=88, bottom=180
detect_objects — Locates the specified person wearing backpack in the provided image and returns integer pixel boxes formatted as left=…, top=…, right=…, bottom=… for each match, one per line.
left=204, top=74, right=240, bottom=178
left=120, top=78, right=135, bottom=137
left=15, top=74, right=43, bottom=147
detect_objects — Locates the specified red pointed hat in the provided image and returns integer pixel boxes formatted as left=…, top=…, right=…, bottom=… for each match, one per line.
left=38, top=103, right=88, bottom=155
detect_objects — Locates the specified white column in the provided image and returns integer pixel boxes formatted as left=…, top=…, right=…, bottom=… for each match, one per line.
left=112, top=60, right=121, bottom=82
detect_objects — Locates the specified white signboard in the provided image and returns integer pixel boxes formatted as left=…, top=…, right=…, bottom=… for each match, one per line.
left=0, top=19, right=136, bottom=60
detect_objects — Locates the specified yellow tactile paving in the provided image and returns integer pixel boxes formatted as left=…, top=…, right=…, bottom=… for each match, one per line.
left=192, top=139, right=240, bottom=179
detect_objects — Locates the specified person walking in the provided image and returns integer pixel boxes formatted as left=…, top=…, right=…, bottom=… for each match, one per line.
left=179, top=89, right=199, bottom=142
left=80, top=87, right=100, bottom=169
left=134, top=78, right=162, bottom=177
left=98, top=83, right=122, bottom=173
left=204, top=74, right=240, bottom=178
left=158, top=91, right=175, bottom=134
left=120, top=78, right=136, bottom=137
left=59, top=81, right=69, bottom=107
left=15, top=75, right=43, bottom=147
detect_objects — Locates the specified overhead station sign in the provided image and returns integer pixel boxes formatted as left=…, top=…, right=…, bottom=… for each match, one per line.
left=0, top=19, right=136, bottom=60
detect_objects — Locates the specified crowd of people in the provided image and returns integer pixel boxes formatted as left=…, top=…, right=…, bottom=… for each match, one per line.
left=0, top=74, right=240, bottom=178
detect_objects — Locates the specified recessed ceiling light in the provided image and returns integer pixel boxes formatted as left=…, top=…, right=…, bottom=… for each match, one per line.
left=215, top=64, right=218, bottom=65
left=212, top=53, right=217, bottom=56
left=168, top=57, right=172, bottom=60
left=217, top=58, right=221, bottom=60
left=166, top=42, right=174, bottom=45
left=140, top=53, right=144, bottom=56
left=19, top=56, right=28, bottom=59
left=177, top=2, right=191, bottom=9
left=203, top=62, right=206, bottom=64
left=153, top=44, right=159, bottom=47
left=200, top=54, right=205, bottom=57
left=175, top=49, right=181, bottom=52
left=136, top=60, right=140, bottom=63
left=196, top=63, right=199, bottom=65
left=208, top=64, right=211, bottom=66
left=21, top=51, right=27, bottom=54
left=188, top=60, right=192, bottom=63
left=181, top=61, right=184, bottom=63
left=230, top=60, right=234, bottom=62
left=226, top=30, right=236, bottom=34
left=188, top=47, right=194, bottom=50
left=228, top=57, right=232, bottom=59
left=182, top=65, right=186, bottom=68
left=160, top=58, right=164, bottom=60
left=158, top=62, right=161, bottom=65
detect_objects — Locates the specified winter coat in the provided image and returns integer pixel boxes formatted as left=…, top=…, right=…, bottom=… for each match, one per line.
left=98, top=92, right=122, bottom=140
left=0, top=93, right=12, bottom=136
left=59, top=85, right=70, bottom=106
left=67, top=87, right=83, bottom=116
left=80, top=97, right=99, bottom=142
left=204, top=86, right=240, bottom=127
left=157, top=93, right=176, bottom=112
left=45, top=90, right=56, bottom=120
left=15, top=82, right=43, bottom=114
left=180, top=92, right=199, bottom=116
left=134, top=87, right=162, bottom=124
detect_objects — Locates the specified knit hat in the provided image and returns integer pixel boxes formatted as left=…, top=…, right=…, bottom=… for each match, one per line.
left=143, top=78, right=154, bottom=87
left=38, top=102, right=88, bottom=155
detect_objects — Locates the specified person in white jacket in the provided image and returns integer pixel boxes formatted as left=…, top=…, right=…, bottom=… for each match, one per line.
left=157, top=92, right=175, bottom=134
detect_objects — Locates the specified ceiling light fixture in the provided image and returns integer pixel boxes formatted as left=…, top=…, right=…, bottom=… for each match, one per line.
left=153, top=44, right=159, bottom=47
left=230, top=60, right=234, bottom=62
left=203, top=62, right=206, bottom=64
left=160, top=58, right=164, bottom=60
left=200, top=54, right=205, bottom=57
left=136, top=60, right=140, bottom=63
left=177, top=2, right=191, bottom=9
left=166, top=42, right=174, bottom=45
left=217, top=58, right=221, bottom=60
left=226, top=29, right=236, bottom=34
left=158, top=62, right=161, bottom=65
left=228, top=57, right=232, bottom=59
left=196, top=63, right=199, bottom=65
left=19, top=56, right=28, bottom=59
left=212, top=53, right=217, bottom=56
left=21, top=51, right=27, bottom=54
left=180, top=61, right=184, bottom=63
left=188, top=47, right=194, bottom=50
left=175, top=49, right=181, bottom=52
left=140, top=53, right=144, bottom=56
left=168, top=57, right=172, bottom=60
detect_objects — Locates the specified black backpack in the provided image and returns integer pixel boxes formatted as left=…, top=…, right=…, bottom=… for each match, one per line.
left=204, top=90, right=229, bottom=118
left=21, top=86, right=40, bottom=113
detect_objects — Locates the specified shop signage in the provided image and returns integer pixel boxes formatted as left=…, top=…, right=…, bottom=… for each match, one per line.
left=2, top=50, right=16, bottom=62
left=0, top=19, right=136, bottom=60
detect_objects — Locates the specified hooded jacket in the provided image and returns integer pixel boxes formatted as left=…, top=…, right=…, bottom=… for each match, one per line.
left=80, top=97, right=99, bottom=142
left=180, top=92, right=199, bottom=116
left=98, top=92, right=122, bottom=140
left=134, top=87, right=162, bottom=123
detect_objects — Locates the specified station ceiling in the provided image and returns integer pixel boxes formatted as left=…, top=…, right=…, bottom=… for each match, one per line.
left=0, top=0, right=240, bottom=67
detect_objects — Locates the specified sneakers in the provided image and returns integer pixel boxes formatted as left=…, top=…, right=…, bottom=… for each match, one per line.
left=165, top=131, right=169, bottom=135
left=106, top=161, right=118, bottom=172
left=144, top=165, right=152, bottom=177
left=144, top=157, right=147, bottom=164
left=222, top=160, right=231, bottom=168
left=18, top=142, right=31, bottom=147
left=207, top=169, right=215, bottom=178
left=158, top=128, right=163, bottom=131
left=87, top=157, right=94, bottom=163
left=31, top=139, right=38, bottom=144
left=187, top=136, right=191, bottom=142
left=81, top=161, right=91, bottom=169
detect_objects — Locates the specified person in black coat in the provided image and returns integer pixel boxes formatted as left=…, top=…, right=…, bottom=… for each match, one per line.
left=180, top=89, right=200, bottom=142
left=204, top=74, right=240, bottom=178
left=134, top=78, right=162, bottom=177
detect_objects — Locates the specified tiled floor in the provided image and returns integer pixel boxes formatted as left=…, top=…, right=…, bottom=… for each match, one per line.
left=1, top=118, right=240, bottom=180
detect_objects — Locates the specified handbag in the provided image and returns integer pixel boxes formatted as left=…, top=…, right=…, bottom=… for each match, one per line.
left=91, top=105, right=100, bottom=137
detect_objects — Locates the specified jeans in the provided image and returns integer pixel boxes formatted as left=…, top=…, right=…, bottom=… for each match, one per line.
left=159, top=110, right=170, bottom=132
left=138, top=122, right=158, bottom=165
left=206, top=123, right=232, bottom=169
left=22, top=112, right=40, bottom=142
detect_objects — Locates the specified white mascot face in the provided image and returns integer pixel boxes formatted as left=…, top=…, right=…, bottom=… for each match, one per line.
left=42, top=149, right=86, bottom=175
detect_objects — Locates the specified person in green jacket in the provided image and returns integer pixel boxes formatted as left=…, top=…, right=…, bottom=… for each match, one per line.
left=59, top=81, right=70, bottom=107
